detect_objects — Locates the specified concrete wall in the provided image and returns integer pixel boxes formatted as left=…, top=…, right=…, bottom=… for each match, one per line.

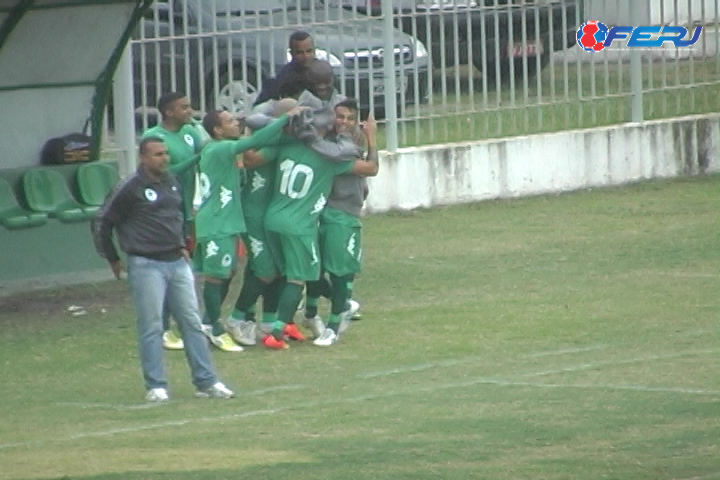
left=364, top=113, right=720, bottom=213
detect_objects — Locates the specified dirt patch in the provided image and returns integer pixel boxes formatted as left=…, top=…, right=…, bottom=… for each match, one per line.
left=0, top=280, right=131, bottom=320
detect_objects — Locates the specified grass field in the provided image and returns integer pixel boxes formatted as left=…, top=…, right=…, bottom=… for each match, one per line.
left=0, top=176, right=719, bottom=480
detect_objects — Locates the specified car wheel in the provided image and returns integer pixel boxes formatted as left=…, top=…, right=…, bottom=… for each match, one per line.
left=208, top=66, right=259, bottom=115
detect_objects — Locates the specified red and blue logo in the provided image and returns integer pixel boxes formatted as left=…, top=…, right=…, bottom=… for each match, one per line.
left=577, top=21, right=610, bottom=51
left=577, top=21, right=702, bottom=52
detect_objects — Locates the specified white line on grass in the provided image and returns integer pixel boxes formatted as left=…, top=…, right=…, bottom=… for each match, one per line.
left=517, top=348, right=718, bottom=378
left=358, top=344, right=608, bottom=378
left=3, top=348, right=717, bottom=452
left=521, top=345, right=608, bottom=358
left=52, top=384, right=307, bottom=410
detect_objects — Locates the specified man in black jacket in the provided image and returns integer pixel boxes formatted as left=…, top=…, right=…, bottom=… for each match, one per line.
left=254, top=30, right=317, bottom=106
left=92, top=136, right=234, bottom=402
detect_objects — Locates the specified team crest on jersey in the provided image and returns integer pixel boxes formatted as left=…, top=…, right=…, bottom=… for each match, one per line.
left=144, top=188, right=158, bottom=202
left=311, top=194, right=326, bottom=214
left=184, top=134, right=195, bottom=147
left=251, top=172, right=266, bottom=193
left=221, top=254, right=232, bottom=267
left=205, top=241, right=219, bottom=258
left=220, top=185, right=232, bottom=208
left=199, top=173, right=211, bottom=200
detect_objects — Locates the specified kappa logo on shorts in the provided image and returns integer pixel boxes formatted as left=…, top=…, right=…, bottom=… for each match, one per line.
left=205, top=241, right=219, bottom=258
left=144, top=188, right=158, bottom=202
left=220, top=185, right=232, bottom=208
left=347, top=233, right=357, bottom=256
left=221, top=254, right=232, bottom=267
left=249, top=236, right=264, bottom=258
left=251, top=172, right=266, bottom=193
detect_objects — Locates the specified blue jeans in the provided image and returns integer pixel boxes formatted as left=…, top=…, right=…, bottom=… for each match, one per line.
left=127, top=255, right=217, bottom=391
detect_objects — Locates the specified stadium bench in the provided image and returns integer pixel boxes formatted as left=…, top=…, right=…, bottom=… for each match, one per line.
left=76, top=162, right=119, bottom=206
left=22, top=168, right=98, bottom=222
left=0, top=176, right=48, bottom=229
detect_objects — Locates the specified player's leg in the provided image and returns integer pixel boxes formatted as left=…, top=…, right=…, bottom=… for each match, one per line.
left=227, top=231, right=278, bottom=346
left=195, top=237, right=243, bottom=352
left=263, top=234, right=320, bottom=348
left=314, top=223, right=362, bottom=346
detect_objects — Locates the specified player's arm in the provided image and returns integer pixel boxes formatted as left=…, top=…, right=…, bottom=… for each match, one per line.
left=91, top=182, right=134, bottom=278
left=232, top=114, right=290, bottom=154
left=349, top=113, right=379, bottom=177
left=169, top=153, right=199, bottom=175
left=242, top=146, right=280, bottom=170
left=308, top=135, right=362, bottom=163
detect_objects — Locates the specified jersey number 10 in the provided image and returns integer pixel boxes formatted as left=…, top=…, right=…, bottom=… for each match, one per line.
left=279, top=160, right=314, bottom=199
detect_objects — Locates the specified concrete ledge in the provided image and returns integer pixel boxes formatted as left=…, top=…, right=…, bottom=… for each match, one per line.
left=365, top=113, right=720, bottom=213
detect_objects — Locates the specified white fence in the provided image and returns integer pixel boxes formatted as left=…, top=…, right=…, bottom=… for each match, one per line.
left=121, top=0, right=720, bottom=153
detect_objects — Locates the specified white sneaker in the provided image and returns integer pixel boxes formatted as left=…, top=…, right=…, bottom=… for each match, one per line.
left=162, top=330, right=184, bottom=350
left=348, top=299, right=360, bottom=317
left=201, top=324, right=244, bottom=352
left=195, top=381, right=235, bottom=399
left=312, top=327, right=338, bottom=347
left=302, top=315, right=325, bottom=339
left=338, top=309, right=354, bottom=335
left=145, top=388, right=169, bottom=402
left=227, top=319, right=257, bottom=346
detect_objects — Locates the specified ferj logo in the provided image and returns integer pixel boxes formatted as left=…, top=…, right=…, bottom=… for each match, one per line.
left=577, top=21, right=702, bottom=52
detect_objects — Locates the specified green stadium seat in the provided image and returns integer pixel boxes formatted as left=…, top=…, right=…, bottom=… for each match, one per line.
left=0, top=177, right=48, bottom=229
left=22, top=168, right=98, bottom=222
left=77, top=163, right=119, bottom=206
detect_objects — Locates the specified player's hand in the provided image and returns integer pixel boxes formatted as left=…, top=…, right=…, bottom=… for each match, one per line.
left=362, top=113, right=377, bottom=138
left=180, top=248, right=190, bottom=261
left=109, top=260, right=125, bottom=280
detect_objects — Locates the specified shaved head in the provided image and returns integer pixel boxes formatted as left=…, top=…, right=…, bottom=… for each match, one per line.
left=307, top=60, right=335, bottom=101
left=273, top=98, right=299, bottom=117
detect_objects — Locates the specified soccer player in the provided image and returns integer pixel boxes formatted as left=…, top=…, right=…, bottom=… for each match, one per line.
left=142, top=92, right=204, bottom=350
left=194, top=108, right=300, bottom=352
left=227, top=98, right=361, bottom=346
left=92, top=136, right=233, bottom=401
left=303, top=98, right=369, bottom=343
left=242, top=105, right=379, bottom=349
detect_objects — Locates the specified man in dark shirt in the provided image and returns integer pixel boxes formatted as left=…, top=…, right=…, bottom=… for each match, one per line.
left=92, top=136, right=234, bottom=402
left=254, top=30, right=317, bottom=106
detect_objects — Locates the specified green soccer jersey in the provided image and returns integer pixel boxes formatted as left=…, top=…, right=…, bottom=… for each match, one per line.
left=263, top=141, right=354, bottom=236
left=194, top=115, right=289, bottom=241
left=243, top=163, right=276, bottom=225
left=142, top=124, right=203, bottom=220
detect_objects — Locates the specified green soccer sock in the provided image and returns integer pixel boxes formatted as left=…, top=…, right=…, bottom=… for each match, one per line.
left=327, top=313, right=341, bottom=333
left=203, top=280, right=226, bottom=337
left=274, top=282, right=304, bottom=340
left=304, top=296, right=319, bottom=318
left=245, top=303, right=257, bottom=323
left=263, top=277, right=283, bottom=314
left=329, top=274, right=351, bottom=316
left=231, top=274, right=265, bottom=321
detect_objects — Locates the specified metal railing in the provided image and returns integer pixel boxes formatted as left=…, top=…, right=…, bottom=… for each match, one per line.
left=124, top=0, right=720, bottom=151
